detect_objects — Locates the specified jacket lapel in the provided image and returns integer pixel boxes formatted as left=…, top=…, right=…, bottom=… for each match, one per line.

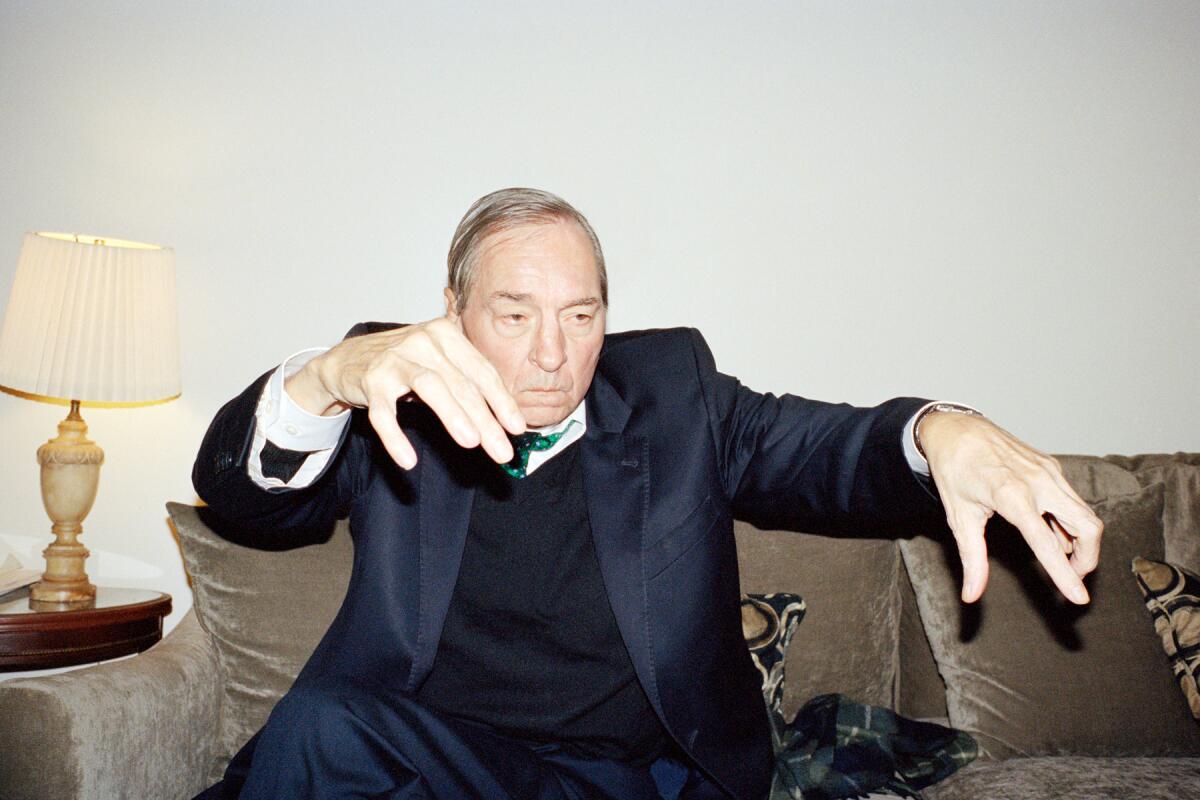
left=580, top=373, right=663, bottom=715
left=408, top=431, right=476, bottom=690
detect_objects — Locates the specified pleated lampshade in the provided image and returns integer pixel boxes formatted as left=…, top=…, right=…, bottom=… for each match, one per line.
left=0, top=232, right=180, bottom=406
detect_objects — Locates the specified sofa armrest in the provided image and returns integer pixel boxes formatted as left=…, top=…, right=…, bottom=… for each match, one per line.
left=0, top=608, right=222, bottom=800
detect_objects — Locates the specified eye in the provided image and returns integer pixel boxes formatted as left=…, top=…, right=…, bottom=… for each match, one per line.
left=571, top=313, right=593, bottom=324
left=503, top=313, right=527, bottom=324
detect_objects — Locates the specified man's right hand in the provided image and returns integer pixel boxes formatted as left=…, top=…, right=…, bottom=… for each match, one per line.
left=284, top=318, right=526, bottom=470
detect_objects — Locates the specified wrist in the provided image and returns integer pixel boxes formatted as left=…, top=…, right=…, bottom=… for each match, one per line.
left=914, top=402, right=984, bottom=459
left=284, top=357, right=348, bottom=417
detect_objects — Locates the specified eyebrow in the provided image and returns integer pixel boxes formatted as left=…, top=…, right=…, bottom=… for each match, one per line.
left=489, top=292, right=601, bottom=309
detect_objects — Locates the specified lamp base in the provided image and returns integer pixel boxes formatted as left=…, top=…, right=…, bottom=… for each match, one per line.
left=30, top=573, right=97, bottom=608
left=32, top=401, right=103, bottom=610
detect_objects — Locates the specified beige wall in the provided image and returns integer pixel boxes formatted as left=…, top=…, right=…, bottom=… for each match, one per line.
left=1, top=1, right=1197, bottom=632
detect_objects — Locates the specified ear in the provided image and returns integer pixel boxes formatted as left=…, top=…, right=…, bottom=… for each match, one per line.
left=443, top=287, right=458, bottom=320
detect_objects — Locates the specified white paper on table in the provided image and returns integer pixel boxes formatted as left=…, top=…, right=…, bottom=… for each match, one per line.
left=0, top=546, right=39, bottom=597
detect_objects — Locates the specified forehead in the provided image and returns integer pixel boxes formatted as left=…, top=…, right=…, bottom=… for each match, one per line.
left=473, top=221, right=600, bottom=297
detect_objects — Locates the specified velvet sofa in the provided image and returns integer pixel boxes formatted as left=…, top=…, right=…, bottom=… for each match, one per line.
left=0, top=453, right=1197, bottom=799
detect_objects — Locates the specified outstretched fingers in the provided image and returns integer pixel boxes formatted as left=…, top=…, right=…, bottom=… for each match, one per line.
left=437, top=330, right=526, bottom=458
left=360, top=321, right=526, bottom=469
left=946, top=503, right=992, bottom=603
left=1023, top=454, right=1103, bottom=577
left=1041, top=494, right=1103, bottom=578
left=367, top=399, right=419, bottom=470
left=996, top=485, right=1091, bottom=605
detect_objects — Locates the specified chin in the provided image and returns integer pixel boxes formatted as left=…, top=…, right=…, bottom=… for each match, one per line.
left=521, top=406, right=572, bottom=429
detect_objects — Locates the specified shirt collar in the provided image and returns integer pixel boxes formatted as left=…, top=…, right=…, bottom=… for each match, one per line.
left=521, top=401, right=587, bottom=477
left=528, top=401, right=586, bottom=437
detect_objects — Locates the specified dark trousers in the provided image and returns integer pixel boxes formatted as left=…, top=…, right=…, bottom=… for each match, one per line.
left=195, top=678, right=728, bottom=800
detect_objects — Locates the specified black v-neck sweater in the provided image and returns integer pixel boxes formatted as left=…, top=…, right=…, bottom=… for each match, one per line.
left=416, top=443, right=667, bottom=763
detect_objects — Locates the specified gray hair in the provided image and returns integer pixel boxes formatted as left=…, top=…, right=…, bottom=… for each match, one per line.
left=447, top=187, right=607, bottom=314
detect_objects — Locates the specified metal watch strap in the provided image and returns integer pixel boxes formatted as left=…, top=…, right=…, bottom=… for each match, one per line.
left=914, top=402, right=984, bottom=458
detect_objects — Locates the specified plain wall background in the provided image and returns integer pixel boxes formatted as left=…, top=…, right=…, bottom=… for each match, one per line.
left=1, top=1, right=1197, bottom=632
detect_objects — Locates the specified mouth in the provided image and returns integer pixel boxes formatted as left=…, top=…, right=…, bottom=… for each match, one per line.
left=519, top=388, right=569, bottom=405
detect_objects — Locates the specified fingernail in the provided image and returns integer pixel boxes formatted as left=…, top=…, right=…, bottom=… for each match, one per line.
left=1072, top=585, right=1089, bottom=604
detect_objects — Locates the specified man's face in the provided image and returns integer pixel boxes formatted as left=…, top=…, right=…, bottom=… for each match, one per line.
left=446, top=219, right=606, bottom=428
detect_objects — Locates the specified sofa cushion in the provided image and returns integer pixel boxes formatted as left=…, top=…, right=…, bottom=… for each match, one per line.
left=1100, top=452, right=1200, bottom=471
left=900, top=483, right=1200, bottom=758
left=925, top=756, right=1200, bottom=800
left=1128, top=462, right=1200, bottom=573
left=1133, top=556, right=1200, bottom=719
left=167, top=502, right=354, bottom=783
left=735, top=523, right=906, bottom=717
left=896, top=562, right=950, bottom=720
left=1056, top=455, right=1200, bottom=571
left=1057, top=455, right=1141, bottom=505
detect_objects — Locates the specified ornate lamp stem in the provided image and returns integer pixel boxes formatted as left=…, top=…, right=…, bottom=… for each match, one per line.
left=30, top=400, right=103, bottom=606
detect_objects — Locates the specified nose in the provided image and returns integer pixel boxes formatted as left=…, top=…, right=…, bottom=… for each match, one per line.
left=531, top=320, right=566, bottom=372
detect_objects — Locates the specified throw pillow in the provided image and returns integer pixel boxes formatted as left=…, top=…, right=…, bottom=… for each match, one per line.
left=167, top=502, right=354, bottom=784
left=735, top=522, right=906, bottom=717
left=742, top=592, right=806, bottom=716
left=1132, top=556, right=1200, bottom=719
left=900, top=482, right=1200, bottom=757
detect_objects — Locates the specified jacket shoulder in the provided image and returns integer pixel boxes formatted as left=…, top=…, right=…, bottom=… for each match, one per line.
left=597, top=327, right=714, bottom=394
left=599, top=327, right=706, bottom=362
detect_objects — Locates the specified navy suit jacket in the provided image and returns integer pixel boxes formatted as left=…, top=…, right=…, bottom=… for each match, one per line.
left=193, top=326, right=939, bottom=800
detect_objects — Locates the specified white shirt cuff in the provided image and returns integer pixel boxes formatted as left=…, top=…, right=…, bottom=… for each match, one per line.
left=248, top=348, right=350, bottom=490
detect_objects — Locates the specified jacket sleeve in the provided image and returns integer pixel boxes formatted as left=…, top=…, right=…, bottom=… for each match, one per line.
left=688, top=328, right=943, bottom=535
left=191, top=369, right=364, bottom=547
left=191, top=321, right=407, bottom=544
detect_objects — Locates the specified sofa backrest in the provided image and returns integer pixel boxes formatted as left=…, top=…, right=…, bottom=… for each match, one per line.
left=169, top=452, right=1200, bottom=777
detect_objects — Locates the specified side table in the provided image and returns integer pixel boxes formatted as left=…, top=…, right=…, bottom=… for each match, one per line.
left=0, top=587, right=172, bottom=671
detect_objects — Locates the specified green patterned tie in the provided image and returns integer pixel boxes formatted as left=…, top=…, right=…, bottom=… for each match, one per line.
left=501, top=426, right=572, bottom=478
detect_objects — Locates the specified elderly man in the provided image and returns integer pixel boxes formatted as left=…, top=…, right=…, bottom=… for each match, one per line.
left=193, top=188, right=1101, bottom=800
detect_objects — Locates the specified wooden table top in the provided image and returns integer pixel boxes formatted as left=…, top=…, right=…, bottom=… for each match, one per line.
left=0, top=587, right=171, bottom=671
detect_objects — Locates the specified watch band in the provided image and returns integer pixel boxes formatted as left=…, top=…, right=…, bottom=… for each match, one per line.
left=914, top=402, right=984, bottom=459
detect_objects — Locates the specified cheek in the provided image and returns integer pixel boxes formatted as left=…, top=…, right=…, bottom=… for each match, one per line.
left=495, top=359, right=529, bottom=394
left=569, top=341, right=604, bottom=392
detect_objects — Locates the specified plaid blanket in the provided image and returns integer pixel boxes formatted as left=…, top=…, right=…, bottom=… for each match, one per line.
left=768, top=693, right=978, bottom=800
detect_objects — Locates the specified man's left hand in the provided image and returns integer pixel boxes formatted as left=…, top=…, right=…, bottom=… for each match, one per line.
left=916, top=412, right=1103, bottom=605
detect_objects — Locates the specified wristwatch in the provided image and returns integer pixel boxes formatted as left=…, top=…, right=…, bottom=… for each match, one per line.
left=913, top=402, right=984, bottom=459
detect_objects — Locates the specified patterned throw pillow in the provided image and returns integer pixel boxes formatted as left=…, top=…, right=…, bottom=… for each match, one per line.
left=741, top=592, right=806, bottom=715
left=1132, top=556, right=1200, bottom=719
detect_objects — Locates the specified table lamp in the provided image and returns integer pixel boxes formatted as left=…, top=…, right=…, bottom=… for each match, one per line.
left=0, top=232, right=179, bottom=607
